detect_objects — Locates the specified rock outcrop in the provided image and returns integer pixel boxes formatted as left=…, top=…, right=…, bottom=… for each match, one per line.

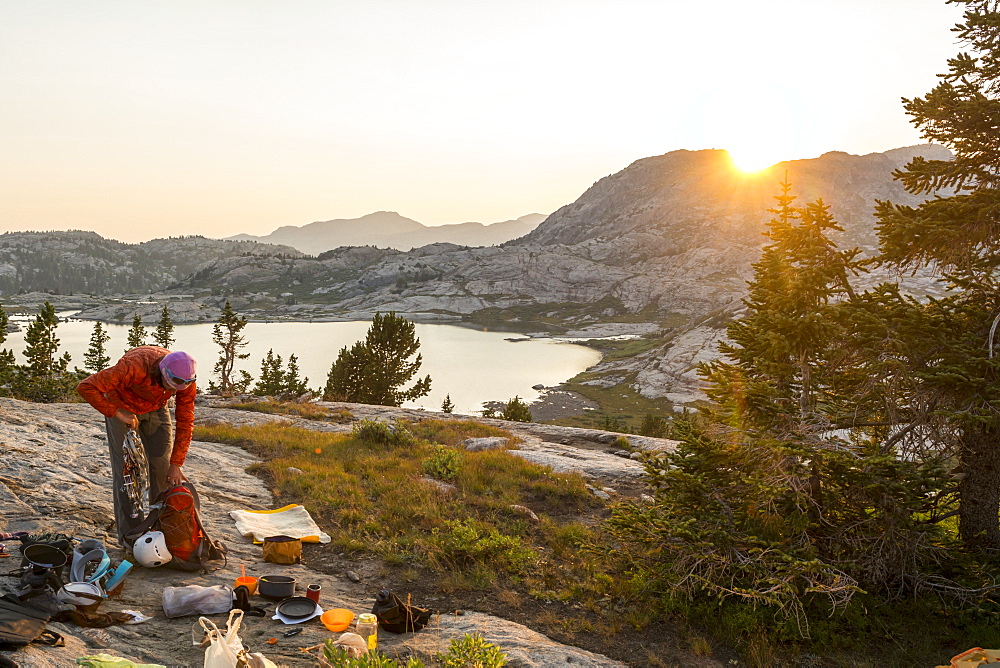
left=0, top=398, right=686, bottom=667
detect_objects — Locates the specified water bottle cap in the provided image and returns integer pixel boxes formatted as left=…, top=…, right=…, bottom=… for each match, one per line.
left=358, top=613, right=377, bottom=624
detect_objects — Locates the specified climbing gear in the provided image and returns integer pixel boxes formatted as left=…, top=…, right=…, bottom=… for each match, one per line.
left=121, top=429, right=148, bottom=519
left=103, top=560, right=133, bottom=594
left=70, top=539, right=112, bottom=584
left=132, top=531, right=172, bottom=568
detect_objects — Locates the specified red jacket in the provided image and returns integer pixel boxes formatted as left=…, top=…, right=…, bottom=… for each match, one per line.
left=77, top=346, right=196, bottom=466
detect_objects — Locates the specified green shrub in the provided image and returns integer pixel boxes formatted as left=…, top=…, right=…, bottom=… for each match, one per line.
left=432, top=519, right=536, bottom=573
left=423, top=445, right=462, bottom=481
left=352, top=418, right=414, bottom=446
left=320, top=643, right=425, bottom=667
left=439, top=632, right=508, bottom=667
left=500, top=396, right=533, bottom=422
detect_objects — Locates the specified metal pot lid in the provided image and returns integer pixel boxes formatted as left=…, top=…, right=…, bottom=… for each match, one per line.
left=276, top=596, right=317, bottom=620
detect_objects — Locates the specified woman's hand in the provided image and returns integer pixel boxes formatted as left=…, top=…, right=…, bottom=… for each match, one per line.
left=115, top=410, right=138, bottom=429
left=166, top=464, right=186, bottom=487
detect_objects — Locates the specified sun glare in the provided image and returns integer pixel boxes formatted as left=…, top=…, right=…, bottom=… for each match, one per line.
left=728, top=149, right=782, bottom=174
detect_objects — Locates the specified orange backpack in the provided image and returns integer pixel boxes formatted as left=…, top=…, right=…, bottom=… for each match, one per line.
left=126, top=482, right=227, bottom=572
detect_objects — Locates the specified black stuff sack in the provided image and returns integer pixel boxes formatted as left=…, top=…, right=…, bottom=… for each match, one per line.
left=371, top=589, right=433, bottom=634
left=0, top=596, right=63, bottom=648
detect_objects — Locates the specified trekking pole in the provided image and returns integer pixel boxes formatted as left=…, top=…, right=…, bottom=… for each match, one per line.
left=121, top=428, right=149, bottom=519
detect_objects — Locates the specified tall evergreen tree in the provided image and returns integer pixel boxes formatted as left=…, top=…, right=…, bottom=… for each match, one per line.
left=152, top=305, right=175, bottom=348
left=126, top=314, right=146, bottom=350
left=283, top=354, right=310, bottom=396
left=606, top=186, right=950, bottom=628
left=83, top=321, right=111, bottom=373
left=0, top=305, right=14, bottom=392
left=324, top=312, right=431, bottom=406
left=252, top=349, right=284, bottom=396
left=869, top=0, right=1000, bottom=549
left=21, top=301, right=68, bottom=378
left=209, top=300, right=252, bottom=396
left=706, top=182, right=865, bottom=429
left=13, top=301, right=76, bottom=402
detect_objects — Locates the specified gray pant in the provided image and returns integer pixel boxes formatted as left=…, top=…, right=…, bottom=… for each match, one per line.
left=105, top=408, right=173, bottom=545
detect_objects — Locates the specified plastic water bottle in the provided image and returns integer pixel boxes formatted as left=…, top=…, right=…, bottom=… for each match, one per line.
left=356, top=613, right=378, bottom=651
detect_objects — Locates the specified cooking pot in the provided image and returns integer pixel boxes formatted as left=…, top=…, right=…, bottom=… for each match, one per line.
left=22, top=543, right=68, bottom=569
left=258, top=574, right=296, bottom=599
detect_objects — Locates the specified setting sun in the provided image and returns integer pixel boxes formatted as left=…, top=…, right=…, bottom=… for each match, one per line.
left=727, top=147, right=783, bottom=173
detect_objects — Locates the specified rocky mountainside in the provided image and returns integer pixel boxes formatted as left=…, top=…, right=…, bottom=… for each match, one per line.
left=227, top=212, right=547, bottom=255
left=0, top=232, right=302, bottom=298
left=174, top=145, right=949, bottom=320
left=148, top=145, right=951, bottom=408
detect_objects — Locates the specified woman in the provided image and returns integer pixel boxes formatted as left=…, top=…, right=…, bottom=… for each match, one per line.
left=77, top=346, right=197, bottom=545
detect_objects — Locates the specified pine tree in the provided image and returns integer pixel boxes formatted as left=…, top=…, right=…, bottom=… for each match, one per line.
left=0, top=305, right=13, bottom=392
left=13, top=301, right=76, bottom=402
left=152, top=305, right=175, bottom=348
left=252, top=349, right=284, bottom=396
left=126, top=314, right=146, bottom=350
left=441, top=394, right=455, bottom=414
left=209, top=300, right=252, bottom=396
left=868, top=0, right=1000, bottom=549
left=283, top=354, right=310, bottom=396
left=83, top=321, right=111, bottom=373
left=607, top=185, right=951, bottom=626
left=705, top=182, right=864, bottom=430
left=21, top=301, right=67, bottom=378
left=324, top=312, right=431, bottom=406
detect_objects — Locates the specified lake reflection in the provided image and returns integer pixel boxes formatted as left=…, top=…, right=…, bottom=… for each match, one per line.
left=3, top=318, right=601, bottom=415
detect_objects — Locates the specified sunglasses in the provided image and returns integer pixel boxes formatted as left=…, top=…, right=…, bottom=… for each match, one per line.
left=165, top=369, right=196, bottom=386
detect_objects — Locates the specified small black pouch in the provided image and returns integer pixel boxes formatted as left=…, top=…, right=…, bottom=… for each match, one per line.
left=371, top=589, right=433, bottom=634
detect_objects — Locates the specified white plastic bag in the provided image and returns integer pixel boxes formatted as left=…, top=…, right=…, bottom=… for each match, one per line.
left=199, top=610, right=245, bottom=668
left=162, top=584, right=233, bottom=618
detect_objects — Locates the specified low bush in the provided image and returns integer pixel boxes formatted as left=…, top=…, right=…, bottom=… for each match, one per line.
left=423, top=445, right=462, bottom=481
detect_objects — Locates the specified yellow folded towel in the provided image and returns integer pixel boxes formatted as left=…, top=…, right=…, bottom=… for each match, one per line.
left=229, top=504, right=332, bottom=544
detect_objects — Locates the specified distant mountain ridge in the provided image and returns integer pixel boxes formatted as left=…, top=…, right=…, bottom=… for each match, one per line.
left=226, top=212, right=546, bottom=254
left=0, top=232, right=301, bottom=297
left=175, top=144, right=952, bottom=318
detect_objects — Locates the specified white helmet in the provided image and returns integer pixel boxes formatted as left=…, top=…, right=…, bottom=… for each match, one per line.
left=133, top=531, right=172, bottom=567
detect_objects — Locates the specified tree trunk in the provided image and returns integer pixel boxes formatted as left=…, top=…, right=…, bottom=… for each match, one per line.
left=958, top=423, right=1000, bottom=550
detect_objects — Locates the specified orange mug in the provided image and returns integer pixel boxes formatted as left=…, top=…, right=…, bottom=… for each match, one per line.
left=235, top=576, right=258, bottom=595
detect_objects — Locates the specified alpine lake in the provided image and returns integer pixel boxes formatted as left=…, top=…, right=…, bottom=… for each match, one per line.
left=4, top=316, right=602, bottom=415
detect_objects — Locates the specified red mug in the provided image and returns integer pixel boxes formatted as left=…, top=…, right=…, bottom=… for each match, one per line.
left=306, top=583, right=321, bottom=603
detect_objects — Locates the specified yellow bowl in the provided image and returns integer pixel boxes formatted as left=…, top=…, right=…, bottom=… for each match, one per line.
left=234, top=576, right=258, bottom=595
left=321, top=608, right=354, bottom=633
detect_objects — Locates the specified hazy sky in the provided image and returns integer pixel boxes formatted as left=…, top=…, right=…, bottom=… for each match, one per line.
left=1, top=1, right=966, bottom=243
